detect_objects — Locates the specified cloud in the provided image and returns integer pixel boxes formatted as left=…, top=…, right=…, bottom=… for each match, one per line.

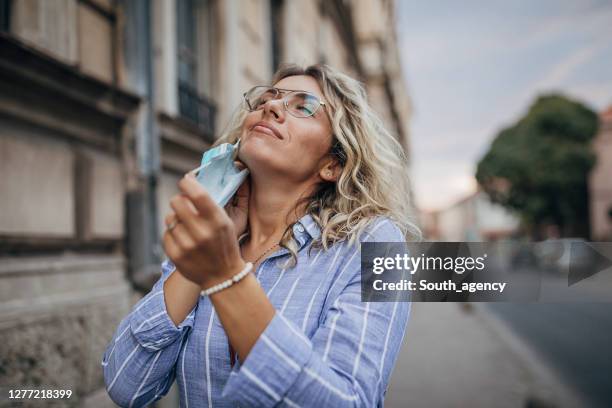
left=527, top=39, right=607, bottom=94
left=496, top=37, right=610, bottom=125
left=501, top=3, right=612, bottom=53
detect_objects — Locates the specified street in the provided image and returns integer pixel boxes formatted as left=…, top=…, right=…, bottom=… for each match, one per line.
left=487, top=303, right=612, bottom=408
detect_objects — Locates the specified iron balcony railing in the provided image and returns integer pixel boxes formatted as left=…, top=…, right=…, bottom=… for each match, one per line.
left=178, top=80, right=216, bottom=137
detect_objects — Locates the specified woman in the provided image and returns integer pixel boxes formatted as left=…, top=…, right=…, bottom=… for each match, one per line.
left=102, top=63, right=421, bottom=407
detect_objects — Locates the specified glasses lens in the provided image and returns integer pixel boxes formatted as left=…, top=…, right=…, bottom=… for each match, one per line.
left=287, top=92, right=320, bottom=117
left=246, top=87, right=277, bottom=110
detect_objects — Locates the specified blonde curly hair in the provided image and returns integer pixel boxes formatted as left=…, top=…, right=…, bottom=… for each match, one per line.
left=213, top=63, right=421, bottom=268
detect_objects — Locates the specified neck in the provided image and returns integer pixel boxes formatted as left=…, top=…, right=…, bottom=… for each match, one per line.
left=245, top=174, right=313, bottom=247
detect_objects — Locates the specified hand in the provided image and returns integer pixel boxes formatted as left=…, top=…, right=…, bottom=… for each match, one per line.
left=163, top=173, right=246, bottom=289
left=224, top=160, right=250, bottom=238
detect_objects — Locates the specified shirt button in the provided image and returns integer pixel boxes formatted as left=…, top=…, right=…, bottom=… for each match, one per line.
left=296, top=224, right=305, bottom=233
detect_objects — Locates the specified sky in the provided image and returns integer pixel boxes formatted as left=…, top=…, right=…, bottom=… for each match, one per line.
left=395, top=0, right=612, bottom=212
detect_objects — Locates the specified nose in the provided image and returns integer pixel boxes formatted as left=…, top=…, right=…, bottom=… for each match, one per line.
left=262, top=96, right=284, bottom=122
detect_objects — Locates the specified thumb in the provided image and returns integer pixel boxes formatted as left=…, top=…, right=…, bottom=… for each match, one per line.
left=235, top=175, right=250, bottom=199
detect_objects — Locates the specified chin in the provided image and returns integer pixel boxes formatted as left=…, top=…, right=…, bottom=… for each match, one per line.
left=238, top=138, right=278, bottom=169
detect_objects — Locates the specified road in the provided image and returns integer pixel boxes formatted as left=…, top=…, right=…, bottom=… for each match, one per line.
left=486, top=303, right=612, bottom=408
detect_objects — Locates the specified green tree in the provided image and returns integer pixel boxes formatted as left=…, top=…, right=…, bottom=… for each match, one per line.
left=476, top=94, right=598, bottom=239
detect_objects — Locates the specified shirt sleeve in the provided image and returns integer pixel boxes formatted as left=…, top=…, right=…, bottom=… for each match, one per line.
left=221, top=218, right=411, bottom=407
left=101, top=258, right=198, bottom=408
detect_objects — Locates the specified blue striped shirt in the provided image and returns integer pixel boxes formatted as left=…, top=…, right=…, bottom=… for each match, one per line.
left=102, top=214, right=411, bottom=407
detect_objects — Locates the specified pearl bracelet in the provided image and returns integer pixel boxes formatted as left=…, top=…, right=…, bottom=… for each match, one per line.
left=200, top=262, right=254, bottom=297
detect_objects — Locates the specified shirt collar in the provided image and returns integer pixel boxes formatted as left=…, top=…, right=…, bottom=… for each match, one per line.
left=239, top=213, right=322, bottom=259
left=285, top=213, right=322, bottom=252
left=238, top=214, right=321, bottom=248
left=294, top=212, right=322, bottom=242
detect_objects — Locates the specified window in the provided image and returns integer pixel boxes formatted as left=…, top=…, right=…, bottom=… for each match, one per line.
left=177, top=0, right=216, bottom=136
left=177, top=0, right=197, bottom=89
left=0, top=0, right=10, bottom=32
left=270, top=0, right=284, bottom=73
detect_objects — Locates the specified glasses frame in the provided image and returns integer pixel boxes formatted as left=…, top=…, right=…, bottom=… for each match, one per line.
left=242, top=86, right=327, bottom=118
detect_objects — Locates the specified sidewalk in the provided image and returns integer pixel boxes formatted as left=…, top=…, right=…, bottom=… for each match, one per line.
left=385, top=303, right=587, bottom=408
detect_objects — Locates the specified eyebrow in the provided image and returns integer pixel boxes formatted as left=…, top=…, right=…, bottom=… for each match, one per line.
left=274, top=87, right=324, bottom=100
left=271, top=86, right=329, bottom=119
left=274, top=86, right=307, bottom=93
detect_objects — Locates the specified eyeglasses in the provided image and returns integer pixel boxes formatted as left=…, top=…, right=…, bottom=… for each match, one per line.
left=243, top=86, right=327, bottom=118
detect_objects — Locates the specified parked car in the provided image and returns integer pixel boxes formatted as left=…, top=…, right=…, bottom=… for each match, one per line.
left=533, top=238, right=593, bottom=275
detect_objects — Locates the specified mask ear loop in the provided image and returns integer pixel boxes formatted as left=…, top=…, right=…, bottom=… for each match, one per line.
left=188, top=162, right=206, bottom=178
left=231, top=138, right=241, bottom=161
left=224, top=137, right=242, bottom=184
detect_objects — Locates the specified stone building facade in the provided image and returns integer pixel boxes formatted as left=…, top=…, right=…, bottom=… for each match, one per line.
left=0, top=0, right=412, bottom=406
left=589, top=106, right=612, bottom=241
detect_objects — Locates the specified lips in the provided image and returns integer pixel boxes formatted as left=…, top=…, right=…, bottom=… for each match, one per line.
left=251, top=121, right=283, bottom=139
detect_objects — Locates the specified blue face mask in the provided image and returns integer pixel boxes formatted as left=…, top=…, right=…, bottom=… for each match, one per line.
left=189, top=139, right=249, bottom=208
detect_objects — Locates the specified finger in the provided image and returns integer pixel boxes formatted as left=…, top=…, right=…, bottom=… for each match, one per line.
left=171, top=193, right=199, bottom=216
left=164, top=211, right=178, bottom=228
left=169, top=194, right=205, bottom=238
left=236, top=176, right=250, bottom=197
left=225, top=177, right=249, bottom=210
left=226, top=192, right=239, bottom=209
left=178, top=173, right=219, bottom=215
left=168, top=219, right=197, bottom=252
left=234, top=177, right=250, bottom=207
left=234, top=160, right=246, bottom=171
left=162, top=228, right=180, bottom=261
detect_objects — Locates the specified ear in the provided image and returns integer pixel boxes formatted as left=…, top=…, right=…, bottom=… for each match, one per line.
left=319, top=158, right=342, bottom=183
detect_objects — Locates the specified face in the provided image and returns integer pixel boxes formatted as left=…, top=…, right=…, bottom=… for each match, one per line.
left=238, top=75, right=339, bottom=185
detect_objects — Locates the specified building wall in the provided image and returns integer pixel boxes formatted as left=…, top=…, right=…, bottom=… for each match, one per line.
left=0, top=2, right=138, bottom=407
left=589, top=108, right=612, bottom=241
left=0, top=0, right=413, bottom=406
left=434, top=190, right=520, bottom=242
